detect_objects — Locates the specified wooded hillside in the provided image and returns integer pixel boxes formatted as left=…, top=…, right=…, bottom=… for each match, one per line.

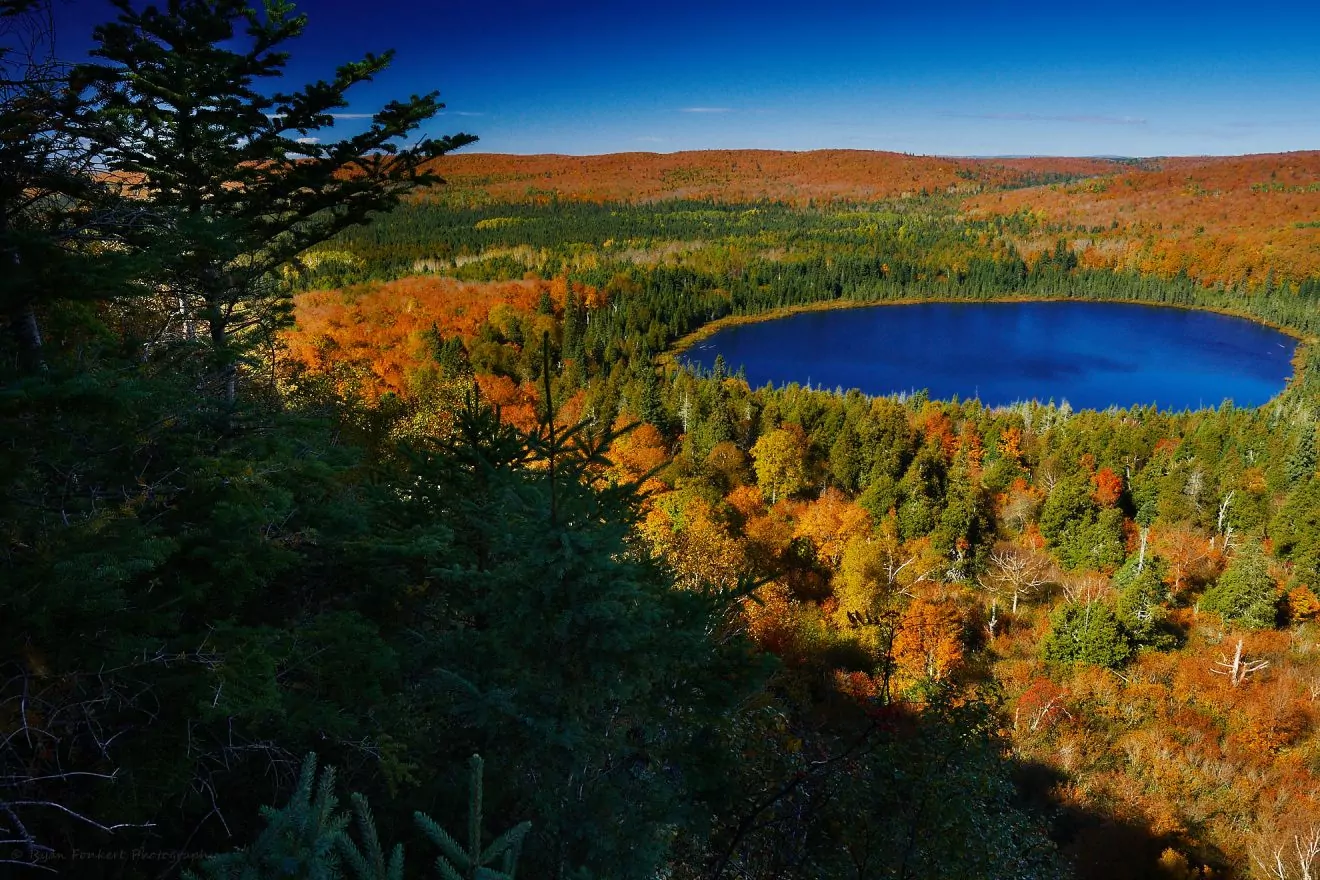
left=421, top=149, right=1320, bottom=288
left=426, top=149, right=1125, bottom=204
left=967, top=151, right=1320, bottom=286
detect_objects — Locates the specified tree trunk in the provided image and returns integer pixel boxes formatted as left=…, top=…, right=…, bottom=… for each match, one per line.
left=9, top=301, right=46, bottom=372
left=3, top=208, right=46, bottom=372
left=204, top=290, right=236, bottom=407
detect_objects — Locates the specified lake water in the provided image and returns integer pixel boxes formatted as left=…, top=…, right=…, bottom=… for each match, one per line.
left=680, top=302, right=1298, bottom=410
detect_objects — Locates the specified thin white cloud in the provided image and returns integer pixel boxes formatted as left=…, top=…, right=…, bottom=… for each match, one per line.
left=295, top=136, right=319, bottom=144
left=330, top=113, right=375, bottom=119
left=948, top=111, right=1147, bottom=126
left=679, top=106, right=733, bottom=114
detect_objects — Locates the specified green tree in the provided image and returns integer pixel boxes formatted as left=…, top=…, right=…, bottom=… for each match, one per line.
left=190, top=753, right=529, bottom=880
left=1200, top=541, right=1278, bottom=629
left=373, top=395, right=768, bottom=878
left=1275, top=476, right=1320, bottom=587
left=78, top=0, right=476, bottom=404
left=1038, top=477, right=1093, bottom=545
left=1039, top=478, right=1125, bottom=571
left=1041, top=601, right=1134, bottom=669
left=828, top=426, right=861, bottom=492
left=1114, top=557, right=1177, bottom=649
left=0, top=0, right=136, bottom=370
left=1287, top=424, right=1317, bottom=485
left=2, top=0, right=476, bottom=867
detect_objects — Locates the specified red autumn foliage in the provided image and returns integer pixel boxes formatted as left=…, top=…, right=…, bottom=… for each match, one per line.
left=1015, top=677, right=1070, bottom=733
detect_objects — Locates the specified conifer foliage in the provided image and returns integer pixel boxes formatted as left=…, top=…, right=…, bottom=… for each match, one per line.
left=188, top=753, right=529, bottom=880
left=76, top=0, right=475, bottom=403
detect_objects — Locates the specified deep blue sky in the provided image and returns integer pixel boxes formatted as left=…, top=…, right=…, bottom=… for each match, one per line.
left=55, top=0, right=1320, bottom=157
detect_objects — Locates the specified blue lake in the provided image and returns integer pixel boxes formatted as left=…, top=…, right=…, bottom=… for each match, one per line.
left=680, top=302, right=1299, bottom=410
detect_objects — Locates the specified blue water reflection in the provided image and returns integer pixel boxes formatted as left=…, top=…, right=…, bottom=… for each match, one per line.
left=681, top=302, right=1297, bottom=410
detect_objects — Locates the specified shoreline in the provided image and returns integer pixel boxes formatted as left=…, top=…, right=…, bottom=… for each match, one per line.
left=662, top=294, right=1316, bottom=400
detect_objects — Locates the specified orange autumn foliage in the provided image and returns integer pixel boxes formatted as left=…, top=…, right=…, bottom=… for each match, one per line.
left=725, top=484, right=768, bottom=523
left=1014, top=678, right=1070, bottom=733
left=1092, top=467, right=1124, bottom=507
left=916, top=405, right=958, bottom=459
left=967, top=151, right=1320, bottom=286
left=954, top=424, right=985, bottom=476
left=609, top=421, right=670, bottom=489
left=473, top=374, right=541, bottom=434
left=425, top=150, right=1123, bottom=207
left=999, top=426, right=1024, bottom=463
left=832, top=669, right=886, bottom=703
left=892, top=597, right=964, bottom=684
left=286, top=274, right=597, bottom=426
left=287, top=275, right=551, bottom=397
left=641, top=492, right=746, bottom=591
left=742, top=582, right=798, bottom=656
left=1285, top=585, right=1320, bottom=623
left=1151, top=525, right=1224, bottom=595
left=793, top=488, right=871, bottom=568
left=999, top=615, right=1320, bottom=873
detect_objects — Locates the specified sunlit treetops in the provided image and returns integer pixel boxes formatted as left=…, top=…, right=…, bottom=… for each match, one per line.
left=967, top=150, right=1320, bottom=286
left=423, top=149, right=1125, bottom=205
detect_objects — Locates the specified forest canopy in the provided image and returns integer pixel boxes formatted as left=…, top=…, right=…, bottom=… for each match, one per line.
left=4, top=1, right=1320, bottom=878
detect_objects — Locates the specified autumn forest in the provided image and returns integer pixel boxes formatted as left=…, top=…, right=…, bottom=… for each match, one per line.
left=5, top=2, right=1320, bottom=879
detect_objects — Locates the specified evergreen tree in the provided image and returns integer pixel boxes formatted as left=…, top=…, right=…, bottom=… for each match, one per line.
left=190, top=753, right=529, bottom=880
left=561, top=288, right=584, bottom=364
left=627, top=354, right=668, bottom=431
left=1276, top=476, right=1320, bottom=587
left=1, top=0, right=136, bottom=370
left=371, top=394, right=767, bottom=878
left=1114, top=557, right=1177, bottom=649
left=1201, top=541, right=1279, bottom=629
left=1287, top=423, right=1317, bottom=485
left=1042, top=601, right=1134, bottom=669
left=77, top=0, right=476, bottom=404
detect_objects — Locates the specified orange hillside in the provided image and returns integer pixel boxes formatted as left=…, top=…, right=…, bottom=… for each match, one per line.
left=425, top=149, right=1121, bottom=205
left=966, top=151, right=1320, bottom=285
